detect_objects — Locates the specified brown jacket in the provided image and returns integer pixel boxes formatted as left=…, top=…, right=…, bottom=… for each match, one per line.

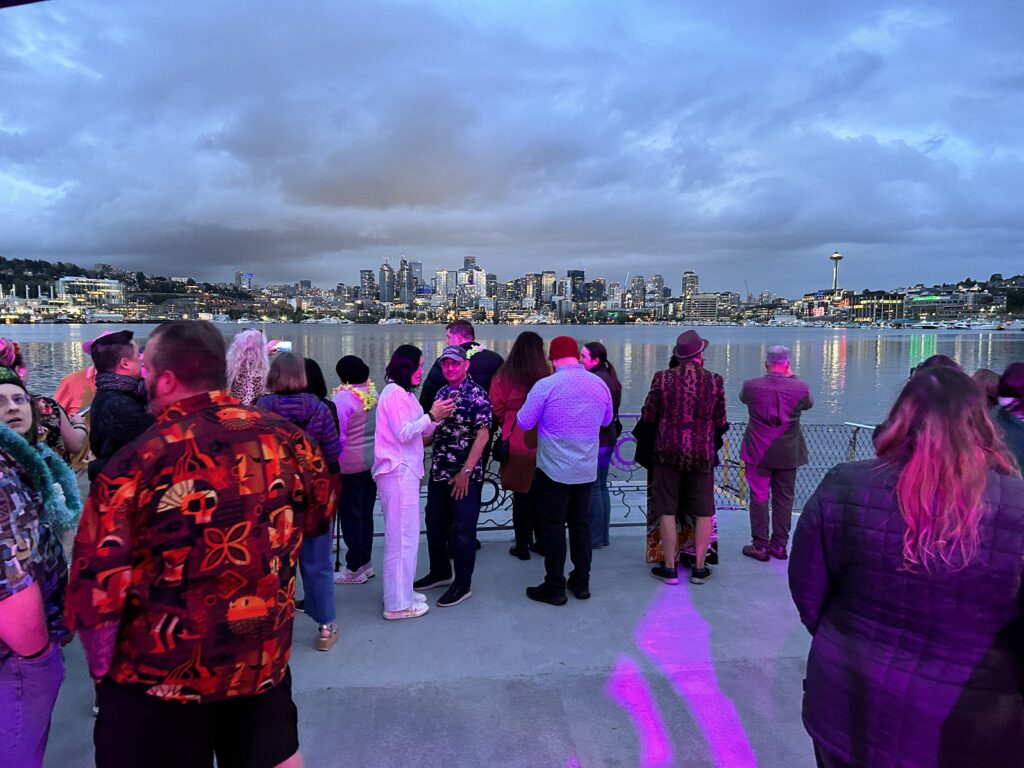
left=640, top=360, right=727, bottom=473
left=739, top=372, right=813, bottom=469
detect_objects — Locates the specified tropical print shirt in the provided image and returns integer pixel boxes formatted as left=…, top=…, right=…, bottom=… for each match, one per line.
left=430, top=376, right=493, bottom=483
left=0, top=446, right=68, bottom=657
left=66, top=390, right=334, bottom=703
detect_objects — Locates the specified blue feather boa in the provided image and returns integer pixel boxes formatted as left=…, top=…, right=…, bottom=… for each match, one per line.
left=0, top=421, right=82, bottom=533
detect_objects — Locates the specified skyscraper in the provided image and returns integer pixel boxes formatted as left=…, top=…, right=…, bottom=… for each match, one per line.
left=567, top=270, right=585, bottom=302
left=541, top=271, right=557, bottom=303
left=359, top=270, right=377, bottom=301
left=463, top=255, right=477, bottom=269
left=378, top=260, right=396, bottom=303
left=682, top=271, right=699, bottom=301
left=397, top=258, right=414, bottom=304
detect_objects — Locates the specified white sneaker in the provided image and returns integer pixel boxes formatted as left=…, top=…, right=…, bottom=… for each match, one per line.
left=413, top=591, right=427, bottom=603
left=334, top=567, right=368, bottom=585
left=358, top=563, right=376, bottom=579
left=383, top=603, right=429, bottom=620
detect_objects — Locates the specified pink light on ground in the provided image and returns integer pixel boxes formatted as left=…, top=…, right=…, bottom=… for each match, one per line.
left=606, top=656, right=675, bottom=768
left=635, top=586, right=758, bottom=767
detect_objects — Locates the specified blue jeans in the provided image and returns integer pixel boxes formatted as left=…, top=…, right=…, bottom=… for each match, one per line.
left=299, top=533, right=336, bottom=626
left=339, top=470, right=377, bottom=571
left=0, top=641, right=64, bottom=768
left=425, top=479, right=482, bottom=590
left=589, top=447, right=613, bottom=547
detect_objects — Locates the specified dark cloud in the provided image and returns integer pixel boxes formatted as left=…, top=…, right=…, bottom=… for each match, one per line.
left=0, top=0, right=1020, bottom=295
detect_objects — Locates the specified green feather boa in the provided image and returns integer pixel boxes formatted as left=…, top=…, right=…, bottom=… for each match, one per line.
left=0, top=421, right=82, bottom=533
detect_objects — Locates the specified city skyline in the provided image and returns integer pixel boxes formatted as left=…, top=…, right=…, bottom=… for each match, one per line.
left=1, top=2, right=1021, bottom=294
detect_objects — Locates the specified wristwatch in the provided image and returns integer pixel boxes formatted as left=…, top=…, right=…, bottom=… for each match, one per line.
left=461, top=466, right=473, bottom=476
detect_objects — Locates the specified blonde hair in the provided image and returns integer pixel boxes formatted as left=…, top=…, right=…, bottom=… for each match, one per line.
left=267, top=352, right=307, bottom=394
left=227, top=330, right=269, bottom=393
left=874, top=367, right=1020, bottom=570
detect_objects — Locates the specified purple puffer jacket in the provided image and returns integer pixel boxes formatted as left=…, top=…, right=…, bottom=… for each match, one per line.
left=790, top=458, right=1024, bottom=767
left=255, top=393, right=341, bottom=470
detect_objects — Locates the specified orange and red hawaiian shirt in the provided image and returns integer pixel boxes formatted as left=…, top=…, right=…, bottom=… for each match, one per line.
left=66, top=390, right=334, bottom=703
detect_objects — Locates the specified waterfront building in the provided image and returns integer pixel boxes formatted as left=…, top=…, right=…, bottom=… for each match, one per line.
left=851, top=290, right=906, bottom=323
left=903, top=291, right=969, bottom=321
left=56, top=276, right=124, bottom=308
left=690, top=292, right=722, bottom=321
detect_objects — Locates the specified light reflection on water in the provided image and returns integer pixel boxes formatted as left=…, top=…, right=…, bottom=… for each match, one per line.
left=8, top=324, right=1023, bottom=424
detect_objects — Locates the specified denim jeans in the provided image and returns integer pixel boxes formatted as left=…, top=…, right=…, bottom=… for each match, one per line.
left=299, top=532, right=336, bottom=626
left=0, top=641, right=65, bottom=768
left=338, top=470, right=377, bottom=571
left=589, top=447, right=613, bottom=547
left=425, top=479, right=482, bottom=590
left=532, top=469, right=593, bottom=592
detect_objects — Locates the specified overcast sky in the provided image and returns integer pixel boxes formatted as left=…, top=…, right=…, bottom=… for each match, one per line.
left=1, top=1, right=1021, bottom=296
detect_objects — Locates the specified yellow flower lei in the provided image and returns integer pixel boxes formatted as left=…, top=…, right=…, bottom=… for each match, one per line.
left=334, top=380, right=378, bottom=411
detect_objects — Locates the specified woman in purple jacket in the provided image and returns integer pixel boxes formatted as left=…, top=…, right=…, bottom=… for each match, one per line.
left=790, top=367, right=1024, bottom=767
left=256, top=352, right=341, bottom=652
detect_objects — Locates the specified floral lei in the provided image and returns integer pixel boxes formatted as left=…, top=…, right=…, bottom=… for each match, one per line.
left=465, top=343, right=485, bottom=359
left=334, top=380, right=378, bottom=411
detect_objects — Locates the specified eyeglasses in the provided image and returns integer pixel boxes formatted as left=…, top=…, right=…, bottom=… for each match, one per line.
left=0, top=394, right=30, bottom=408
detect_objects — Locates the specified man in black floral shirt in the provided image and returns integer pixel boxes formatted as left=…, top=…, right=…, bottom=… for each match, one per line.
left=414, top=345, right=492, bottom=607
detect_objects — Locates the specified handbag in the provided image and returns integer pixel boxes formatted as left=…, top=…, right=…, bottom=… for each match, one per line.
left=632, top=419, right=656, bottom=470
left=493, top=421, right=514, bottom=465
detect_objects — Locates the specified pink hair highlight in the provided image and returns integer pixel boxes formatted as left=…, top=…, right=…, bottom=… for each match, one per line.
left=874, top=367, right=1020, bottom=570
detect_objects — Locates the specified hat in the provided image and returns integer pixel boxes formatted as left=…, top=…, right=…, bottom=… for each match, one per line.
left=0, top=365, right=27, bottom=392
left=335, top=355, right=370, bottom=385
left=86, top=330, right=133, bottom=356
left=548, top=336, right=580, bottom=361
left=439, top=345, right=468, bottom=362
left=674, top=330, right=709, bottom=359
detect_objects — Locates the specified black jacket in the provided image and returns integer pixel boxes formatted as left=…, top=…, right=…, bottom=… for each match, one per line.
left=419, top=341, right=504, bottom=411
left=88, top=373, right=154, bottom=479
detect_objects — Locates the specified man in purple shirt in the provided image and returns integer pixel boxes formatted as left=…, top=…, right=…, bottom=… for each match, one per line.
left=739, top=345, right=813, bottom=561
left=517, top=336, right=613, bottom=605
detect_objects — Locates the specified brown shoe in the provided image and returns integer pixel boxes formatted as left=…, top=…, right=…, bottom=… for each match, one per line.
left=317, top=624, right=339, bottom=652
left=742, top=544, right=770, bottom=562
left=769, top=544, right=788, bottom=560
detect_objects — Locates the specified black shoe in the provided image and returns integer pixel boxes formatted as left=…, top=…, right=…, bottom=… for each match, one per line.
left=690, top=565, right=713, bottom=584
left=568, top=583, right=591, bottom=600
left=528, top=542, right=545, bottom=556
left=650, top=566, right=680, bottom=584
left=475, top=539, right=482, bottom=550
left=295, top=599, right=306, bottom=612
left=525, top=583, right=568, bottom=606
left=413, top=573, right=454, bottom=590
left=437, top=583, right=473, bottom=607
left=508, top=545, right=531, bottom=560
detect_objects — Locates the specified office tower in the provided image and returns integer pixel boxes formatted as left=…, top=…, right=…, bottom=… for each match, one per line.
left=378, top=259, right=396, bottom=303
left=541, top=271, right=557, bottom=303
left=463, top=255, right=477, bottom=269
left=359, top=270, right=377, bottom=301
left=567, top=270, right=585, bottom=302
left=397, top=258, right=414, bottom=304
left=682, top=271, right=698, bottom=301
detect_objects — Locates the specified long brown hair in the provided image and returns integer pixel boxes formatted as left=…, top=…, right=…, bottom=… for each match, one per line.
left=494, top=331, right=549, bottom=392
left=267, top=352, right=308, bottom=394
left=874, top=367, right=1020, bottom=570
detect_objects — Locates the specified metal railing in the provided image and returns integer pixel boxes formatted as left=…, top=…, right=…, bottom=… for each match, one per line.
left=469, top=414, right=878, bottom=530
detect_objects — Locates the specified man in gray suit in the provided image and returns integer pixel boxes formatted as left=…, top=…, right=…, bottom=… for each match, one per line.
left=739, top=345, right=813, bottom=561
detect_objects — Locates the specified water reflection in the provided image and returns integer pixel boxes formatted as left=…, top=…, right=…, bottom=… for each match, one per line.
left=8, top=324, right=1023, bottom=425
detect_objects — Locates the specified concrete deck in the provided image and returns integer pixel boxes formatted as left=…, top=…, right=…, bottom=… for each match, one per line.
left=46, top=507, right=815, bottom=768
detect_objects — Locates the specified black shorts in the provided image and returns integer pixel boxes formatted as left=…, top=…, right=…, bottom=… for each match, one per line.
left=650, top=463, right=716, bottom=519
left=95, top=668, right=299, bottom=768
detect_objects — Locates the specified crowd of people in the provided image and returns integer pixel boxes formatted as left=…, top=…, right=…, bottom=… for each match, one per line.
left=0, top=319, right=1022, bottom=767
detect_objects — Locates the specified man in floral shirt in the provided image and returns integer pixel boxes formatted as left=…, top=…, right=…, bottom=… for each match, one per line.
left=67, top=321, right=334, bottom=768
left=414, top=345, right=492, bottom=608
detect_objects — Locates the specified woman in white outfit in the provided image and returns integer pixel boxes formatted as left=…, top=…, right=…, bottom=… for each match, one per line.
left=373, top=345, right=455, bottom=620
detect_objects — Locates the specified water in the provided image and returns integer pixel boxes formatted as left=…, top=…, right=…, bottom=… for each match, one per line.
left=7, top=323, right=1023, bottom=424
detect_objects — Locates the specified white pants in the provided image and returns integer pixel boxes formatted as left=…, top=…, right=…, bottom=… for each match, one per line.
left=377, top=465, right=422, bottom=612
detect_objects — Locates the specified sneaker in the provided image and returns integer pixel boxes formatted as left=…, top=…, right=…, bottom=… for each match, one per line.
left=769, top=544, right=788, bottom=560
left=742, top=544, right=770, bottom=562
left=525, top=583, right=568, bottom=606
left=333, top=567, right=368, bottom=585
left=317, top=623, right=339, bottom=652
left=413, top=591, right=427, bottom=603
left=650, top=565, right=679, bottom=584
left=689, top=565, right=713, bottom=584
left=383, top=603, right=430, bottom=620
left=358, top=563, right=376, bottom=579
left=413, top=573, right=454, bottom=590
left=437, top=583, right=473, bottom=607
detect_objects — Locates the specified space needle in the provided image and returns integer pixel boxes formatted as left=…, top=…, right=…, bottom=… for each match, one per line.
left=830, top=250, right=843, bottom=292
